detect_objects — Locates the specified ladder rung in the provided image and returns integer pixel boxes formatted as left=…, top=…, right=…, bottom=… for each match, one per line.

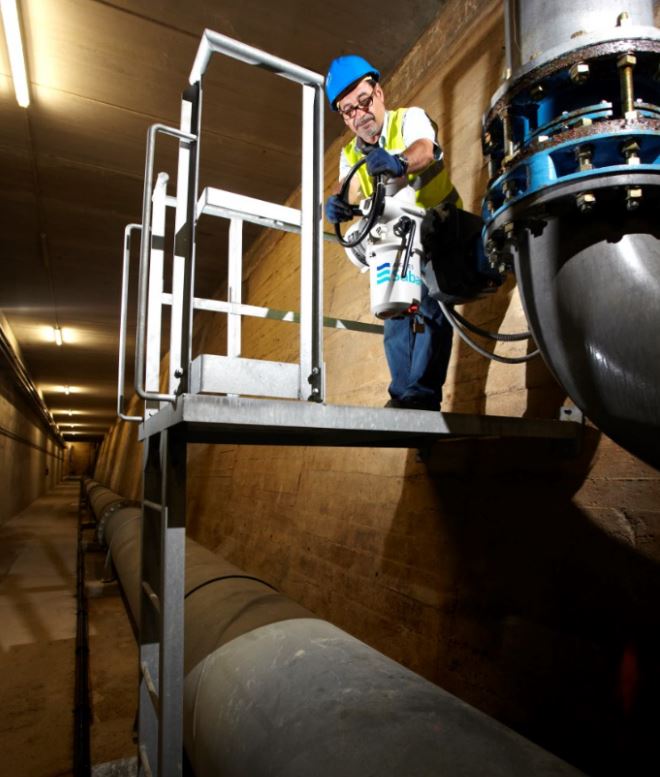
left=142, top=581, right=161, bottom=612
left=143, top=499, right=163, bottom=512
left=141, top=661, right=160, bottom=713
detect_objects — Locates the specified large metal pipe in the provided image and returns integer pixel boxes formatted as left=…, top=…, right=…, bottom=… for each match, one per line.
left=85, top=480, right=584, bottom=776
left=505, top=0, right=655, bottom=76
left=483, top=0, right=660, bottom=468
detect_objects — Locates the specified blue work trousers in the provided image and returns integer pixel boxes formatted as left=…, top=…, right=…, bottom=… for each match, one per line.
left=383, top=287, right=453, bottom=409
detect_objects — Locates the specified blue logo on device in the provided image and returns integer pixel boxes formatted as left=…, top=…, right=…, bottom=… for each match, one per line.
left=375, top=262, right=421, bottom=286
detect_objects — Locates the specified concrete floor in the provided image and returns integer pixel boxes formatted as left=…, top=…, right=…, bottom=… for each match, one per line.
left=0, top=481, right=136, bottom=777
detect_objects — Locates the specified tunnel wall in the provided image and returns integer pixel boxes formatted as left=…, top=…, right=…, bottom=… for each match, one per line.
left=0, top=345, right=64, bottom=524
left=64, top=441, right=98, bottom=478
left=95, top=1, right=660, bottom=774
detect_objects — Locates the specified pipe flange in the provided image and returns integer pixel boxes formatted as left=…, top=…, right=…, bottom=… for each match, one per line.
left=488, top=33, right=660, bottom=117
left=96, top=499, right=140, bottom=546
left=485, top=170, right=660, bottom=243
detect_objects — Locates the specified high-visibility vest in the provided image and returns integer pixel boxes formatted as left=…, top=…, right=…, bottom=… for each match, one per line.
left=342, top=107, right=462, bottom=210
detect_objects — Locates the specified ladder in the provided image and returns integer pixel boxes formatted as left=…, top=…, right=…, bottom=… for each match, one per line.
left=120, top=31, right=326, bottom=777
left=138, top=428, right=186, bottom=777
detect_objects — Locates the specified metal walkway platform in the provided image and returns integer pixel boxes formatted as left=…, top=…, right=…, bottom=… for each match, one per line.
left=140, top=394, right=581, bottom=448
left=119, top=30, right=586, bottom=777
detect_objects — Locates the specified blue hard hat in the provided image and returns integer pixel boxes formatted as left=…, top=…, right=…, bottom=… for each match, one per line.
left=325, top=55, right=380, bottom=111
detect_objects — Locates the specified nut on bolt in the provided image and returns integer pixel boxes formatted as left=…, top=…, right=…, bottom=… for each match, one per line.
left=576, top=191, right=596, bottom=212
left=575, top=144, right=593, bottom=172
left=530, top=84, right=544, bottom=101
left=569, top=62, right=590, bottom=84
left=617, top=52, right=637, bottom=69
left=626, top=186, right=642, bottom=210
left=502, top=180, right=517, bottom=200
left=622, top=139, right=641, bottom=165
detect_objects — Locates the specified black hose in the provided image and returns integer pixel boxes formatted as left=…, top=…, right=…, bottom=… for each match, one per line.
left=334, top=158, right=385, bottom=248
left=447, top=305, right=532, bottom=342
left=438, top=299, right=541, bottom=364
left=74, top=485, right=91, bottom=777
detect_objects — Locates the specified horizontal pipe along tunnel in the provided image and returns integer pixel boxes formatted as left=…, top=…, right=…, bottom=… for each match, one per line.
left=85, top=478, right=585, bottom=777
left=482, top=0, right=660, bottom=467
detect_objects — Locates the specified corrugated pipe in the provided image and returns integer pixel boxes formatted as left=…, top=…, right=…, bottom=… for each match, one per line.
left=85, top=479, right=584, bottom=777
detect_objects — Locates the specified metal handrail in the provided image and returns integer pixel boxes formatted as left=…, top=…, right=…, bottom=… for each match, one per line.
left=124, top=34, right=326, bottom=419
left=135, top=123, right=196, bottom=403
left=188, top=33, right=325, bottom=403
left=190, top=29, right=325, bottom=87
left=159, top=294, right=384, bottom=334
left=117, top=223, right=143, bottom=422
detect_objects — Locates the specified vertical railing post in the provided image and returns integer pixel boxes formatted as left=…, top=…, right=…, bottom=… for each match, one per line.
left=145, top=173, right=168, bottom=417
left=139, top=433, right=162, bottom=777
left=135, top=123, right=192, bottom=405
left=299, top=83, right=324, bottom=401
left=157, top=427, right=186, bottom=777
left=117, top=224, right=143, bottom=422
left=227, top=217, right=243, bottom=358
left=170, top=82, right=202, bottom=395
left=169, top=102, right=190, bottom=396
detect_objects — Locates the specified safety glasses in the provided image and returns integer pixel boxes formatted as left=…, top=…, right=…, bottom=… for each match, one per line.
left=337, top=86, right=376, bottom=119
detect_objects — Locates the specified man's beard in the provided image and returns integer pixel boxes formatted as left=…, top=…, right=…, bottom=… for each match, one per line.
left=356, top=114, right=379, bottom=142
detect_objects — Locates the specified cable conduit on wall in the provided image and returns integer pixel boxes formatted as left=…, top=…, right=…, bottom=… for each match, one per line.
left=0, top=423, right=65, bottom=457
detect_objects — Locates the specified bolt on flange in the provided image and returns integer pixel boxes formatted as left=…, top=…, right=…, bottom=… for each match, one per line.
left=626, top=186, right=643, bottom=210
left=569, top=62, right=590, bottom=84
left=576, top=191, right=596, bottom=212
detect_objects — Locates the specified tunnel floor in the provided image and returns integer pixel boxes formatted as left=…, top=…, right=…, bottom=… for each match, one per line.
left=0, top=481, right=136, bottom=776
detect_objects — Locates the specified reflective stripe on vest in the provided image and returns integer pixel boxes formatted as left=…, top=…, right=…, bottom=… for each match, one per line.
left=342, top=107, right=462, bottom=210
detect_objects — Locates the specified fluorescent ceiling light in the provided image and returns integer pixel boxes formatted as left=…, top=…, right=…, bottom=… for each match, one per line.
left=0, top=0, right=30, bottom=108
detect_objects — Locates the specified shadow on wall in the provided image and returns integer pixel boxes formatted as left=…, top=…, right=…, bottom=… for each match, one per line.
left=432, top=2, right=503, bottom=212
left=384, top=432, right=660, bottom=777
left=428, top=6, right=566, bottom=420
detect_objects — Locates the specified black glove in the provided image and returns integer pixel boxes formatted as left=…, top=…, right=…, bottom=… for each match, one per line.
left=366, top=148, right=407, bottom=178
left=325, top=194, right=354, bottom=224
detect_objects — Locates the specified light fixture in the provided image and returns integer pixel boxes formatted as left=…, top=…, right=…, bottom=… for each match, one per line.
left=52, top=325, right=63, bottom=346
left=68, top=410, right=73, bottom=416
left=64, top=385, right=70, bottom=395
left=0, top=0, right=30, bottom=108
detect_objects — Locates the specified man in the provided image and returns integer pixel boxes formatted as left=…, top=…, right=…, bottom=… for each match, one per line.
left=324, top=54, right=461, bottom=411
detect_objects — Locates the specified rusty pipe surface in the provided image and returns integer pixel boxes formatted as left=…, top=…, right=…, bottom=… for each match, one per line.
left=87, top=480, right=584, bottom=776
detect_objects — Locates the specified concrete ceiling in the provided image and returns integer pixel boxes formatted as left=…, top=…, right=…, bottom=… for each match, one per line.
left=0, top=0, right=446, bottom=442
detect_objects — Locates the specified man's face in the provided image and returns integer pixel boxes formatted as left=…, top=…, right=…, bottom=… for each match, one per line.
left=337, top=78, right=385, bottom=144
